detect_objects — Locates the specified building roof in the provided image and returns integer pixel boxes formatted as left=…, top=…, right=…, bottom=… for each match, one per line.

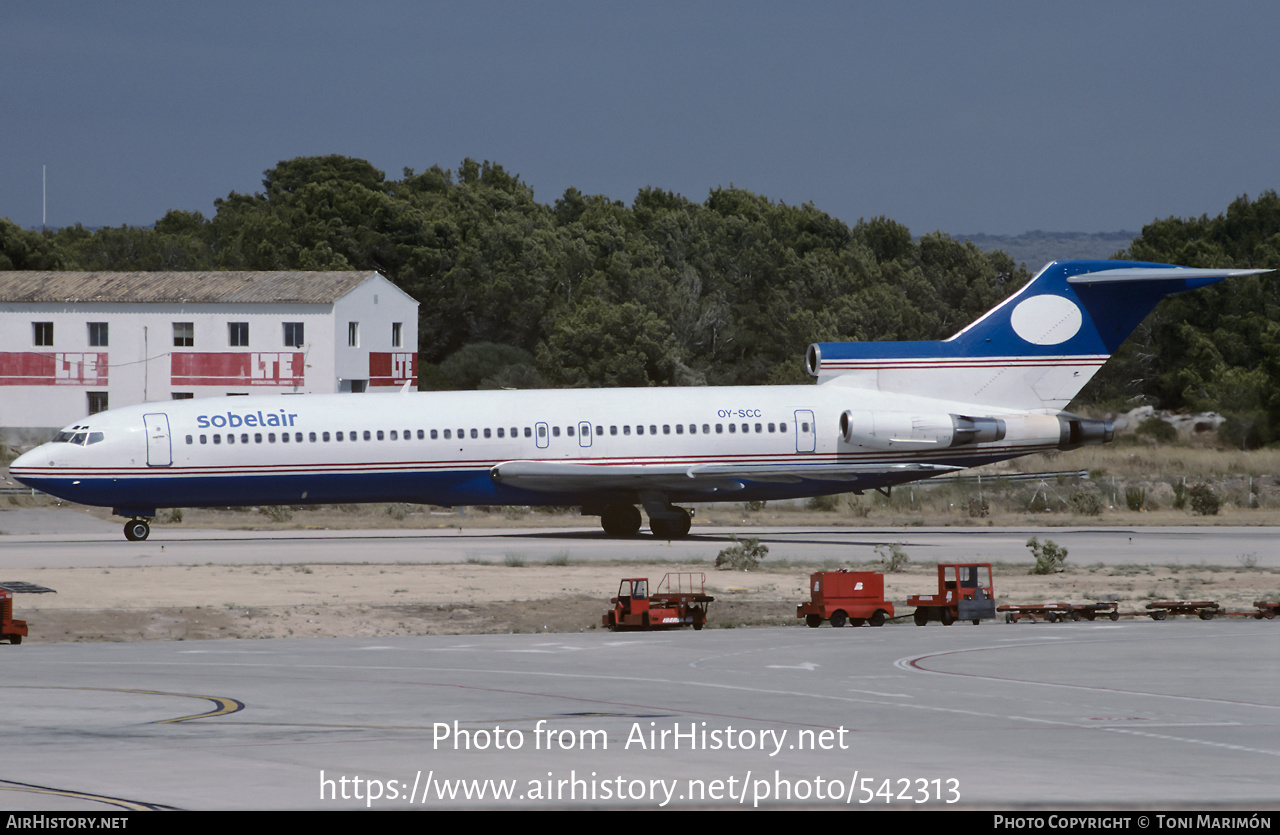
left=0, top=271, right=385, bottom=305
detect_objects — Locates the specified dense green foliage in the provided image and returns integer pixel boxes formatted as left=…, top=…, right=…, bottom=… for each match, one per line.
left=7, top=155, right=1023, bottom=390
left=5, top=156, right=1278, bottom=447
left=1086, top=191, right=1280, bottom=447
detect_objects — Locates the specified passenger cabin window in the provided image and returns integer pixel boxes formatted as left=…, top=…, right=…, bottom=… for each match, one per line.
left=88, top=322, right=108, bottom=347
left=173, top=322, right=194, bottom=347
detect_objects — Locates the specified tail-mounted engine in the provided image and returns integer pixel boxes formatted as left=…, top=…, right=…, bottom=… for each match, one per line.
left=1056, top=414, right=1114, bottom=450
left=839, top=410, right=1113, bottom=452
left=839, top=411, right=1006, bottom=451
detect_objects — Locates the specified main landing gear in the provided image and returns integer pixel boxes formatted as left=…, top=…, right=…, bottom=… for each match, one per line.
left=648, top=507, right=692, bottom=539
left=599, top=505, right=642, bottom=537
left=123, top=518, right=152, bottom=541
left=589, top=504, right=693, bottom=538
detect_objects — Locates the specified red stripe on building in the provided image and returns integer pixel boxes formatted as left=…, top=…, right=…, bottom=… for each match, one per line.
left=369, top=352, right=418, bottom=387
left=171, top=352, right=305, bottom=386
left=0, top=352, right=109, bottom=385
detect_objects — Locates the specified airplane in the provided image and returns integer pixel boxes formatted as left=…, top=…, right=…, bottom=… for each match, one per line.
left=10, top=259, right=1268, bottom=542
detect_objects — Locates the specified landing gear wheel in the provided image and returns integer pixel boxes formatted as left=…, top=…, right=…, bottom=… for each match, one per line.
left=869, top=610, right=887, bottom=627
left=829, top=611, right=847, bottom=628
left=913, top=608, right=928, bottom=627
left=649, top=507, right=692, bottom=539
left=805, top=614, right=822, bottom=629
left=123, top=519, right=151, bottom=542
left=600, top=505, right=642, bottom=537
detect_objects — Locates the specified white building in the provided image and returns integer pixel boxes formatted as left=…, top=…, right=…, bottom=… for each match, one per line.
left=0, top=271, right=419, bottom=446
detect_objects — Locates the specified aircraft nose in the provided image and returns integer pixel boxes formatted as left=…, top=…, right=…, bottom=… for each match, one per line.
left=9, top=445, right=51, bottom=482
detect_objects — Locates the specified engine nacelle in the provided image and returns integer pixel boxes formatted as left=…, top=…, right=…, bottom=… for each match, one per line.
left=839, top=411, right=1006, bottom=451
left=838, top=411, right=1112, bottom=451
left=1056, top=414, right=1114, bottom=449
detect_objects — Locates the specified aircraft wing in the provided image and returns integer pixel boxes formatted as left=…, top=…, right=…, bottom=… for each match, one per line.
left=489, top=460, right=961, bottom=492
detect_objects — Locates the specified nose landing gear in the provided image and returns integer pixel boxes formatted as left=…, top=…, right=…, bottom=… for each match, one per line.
left=123, top=518, right=151, bottom=541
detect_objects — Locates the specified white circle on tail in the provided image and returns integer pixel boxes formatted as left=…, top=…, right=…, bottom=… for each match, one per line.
left=1009, top=294, right=1083, bottom=345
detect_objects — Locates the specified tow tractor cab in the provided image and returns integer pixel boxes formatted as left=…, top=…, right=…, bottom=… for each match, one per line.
left=907, top=563, right=996, bottom=626
left=604, top=573, right=714, bottom=631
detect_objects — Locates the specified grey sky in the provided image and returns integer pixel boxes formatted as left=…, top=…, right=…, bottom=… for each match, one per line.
left=3, top=1, right=1277, bottom=235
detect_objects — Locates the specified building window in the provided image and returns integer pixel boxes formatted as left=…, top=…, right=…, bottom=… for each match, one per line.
left=174, top=322, right=194, bottom=347
left=172, top=392, right=194, bottom=400
left=392, top=322, right=402, bottom=348
left=229, top=322, right=249, bottom=347
left=283, top=322, right=304, bottom=347
left=87, top=392, right=108, bottom=414
left=350, top=380, right=367, bottom=393
left=88, top=322, right=108, bottom=347
left=348, top=322, right=359, bottom=347
left=34, top=322, right=53, bottom=347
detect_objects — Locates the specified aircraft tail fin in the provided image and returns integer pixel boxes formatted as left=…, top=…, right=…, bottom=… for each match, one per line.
left=806, top=259, right=1268, bottom=411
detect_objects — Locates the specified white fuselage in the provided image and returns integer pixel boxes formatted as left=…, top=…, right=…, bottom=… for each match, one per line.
left=10, top=384, right=1060, bottom=514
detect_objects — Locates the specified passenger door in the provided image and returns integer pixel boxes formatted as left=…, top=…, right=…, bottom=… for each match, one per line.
left=794, top=410, right=816, bottom=453
left=143, top=413, right=172, bottom=467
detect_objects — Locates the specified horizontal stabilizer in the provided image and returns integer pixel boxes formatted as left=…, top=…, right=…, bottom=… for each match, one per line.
left=1066, top=266, right=1270, bottom=285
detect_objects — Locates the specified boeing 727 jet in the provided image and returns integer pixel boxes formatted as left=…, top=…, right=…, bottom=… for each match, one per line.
left=10, top=260, right=1266, bottom=541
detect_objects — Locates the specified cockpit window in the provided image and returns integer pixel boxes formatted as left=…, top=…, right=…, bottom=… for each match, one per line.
left=87, top=432, right=105, bottom=445
left=70, top=433, right=88, bottom=445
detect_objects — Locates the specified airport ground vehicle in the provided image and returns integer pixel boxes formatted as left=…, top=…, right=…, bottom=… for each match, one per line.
left=604, top=573, right=714, bottom=631
left=797, top=570, right=894, bottom=628
left=907, top=563, right=996, bottom=626
left=1, top=589, right=27, bottom=644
